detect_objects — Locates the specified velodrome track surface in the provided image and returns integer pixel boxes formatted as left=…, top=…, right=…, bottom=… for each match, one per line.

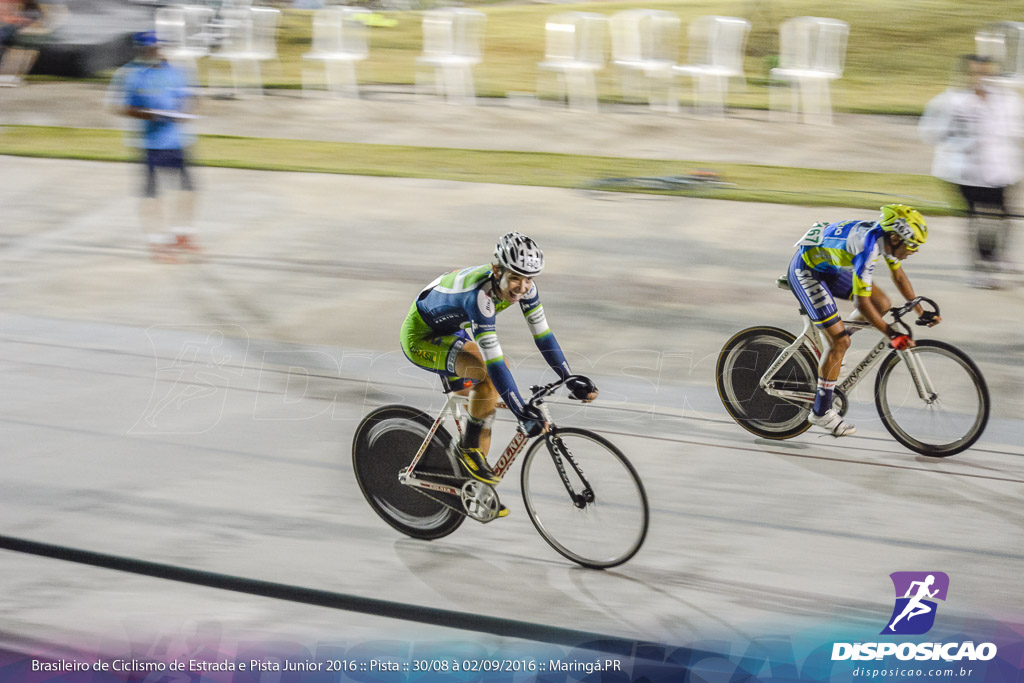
left=1, top=156, right=1023, bottom=657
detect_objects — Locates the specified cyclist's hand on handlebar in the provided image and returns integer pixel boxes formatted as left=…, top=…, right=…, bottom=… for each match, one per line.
left=518, top=404, right=550, bottom=438
left=890, top=334, right=915, bottom=350
left=917, top=312, right=942, bottom=327
left=566, top=375, right=598, bottom=403
left=885, top=325, right=916, bottom=350
left=520, top=418, right=550, bottom=438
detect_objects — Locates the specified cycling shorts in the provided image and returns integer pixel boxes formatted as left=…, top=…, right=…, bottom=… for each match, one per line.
left=788, top=250, right=855, bottom=327
left=400, top=303, right=481, bottom=392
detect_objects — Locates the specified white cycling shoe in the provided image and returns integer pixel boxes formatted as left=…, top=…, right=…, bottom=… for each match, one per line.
left=808, top=409, right=856, bottom=437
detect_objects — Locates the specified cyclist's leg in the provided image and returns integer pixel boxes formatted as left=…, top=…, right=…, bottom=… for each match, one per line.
left=400, top=304, right=483, bottom=401
left=453, top=344, right=498, bottom=457
left=816, top=269, right=854, bottom=404
left=399, top=308, right=500, bottom=460
left=789, top=253, right=852, bottom=433
left=789, top=252, right=850, bottom=378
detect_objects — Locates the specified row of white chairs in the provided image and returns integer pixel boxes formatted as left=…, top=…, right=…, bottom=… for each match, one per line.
left=540, top=12, right=848, bottom=123
left=157, top=5, right=282, bottom=98
left=153, top=6, right=847, bottom=122
left=407, top=10, right=848, bottom=122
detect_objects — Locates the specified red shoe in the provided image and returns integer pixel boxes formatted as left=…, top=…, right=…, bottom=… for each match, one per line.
left=175, top=234, right=201, bottom=252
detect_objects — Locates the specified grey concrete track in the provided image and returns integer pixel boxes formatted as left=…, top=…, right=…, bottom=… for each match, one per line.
left=1, top=156, right=1023, bottom=657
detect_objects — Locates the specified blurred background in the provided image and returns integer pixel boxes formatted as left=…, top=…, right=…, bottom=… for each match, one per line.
left=1, top=0, right=1023, bottom=676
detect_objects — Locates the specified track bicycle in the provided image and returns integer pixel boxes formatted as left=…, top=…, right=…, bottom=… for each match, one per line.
left=716, top=277, right=989, bottom=457
left=352, top=376, right=650, bottom=568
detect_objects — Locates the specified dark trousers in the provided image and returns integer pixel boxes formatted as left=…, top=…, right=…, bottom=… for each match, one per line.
left=956, top=184, right=1012, bottom=267
left=143, top=147, right=194, bottom=198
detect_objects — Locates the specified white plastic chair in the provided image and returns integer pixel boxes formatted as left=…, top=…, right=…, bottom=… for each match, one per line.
left=156, top=6, right=214, bottom=79
left=537, top=12, right=608, bottom=112
left=769, top=16, right=849, bottom=125
left=302, top=7, right=369, bottom=98
left=976, top=21, right=1024, bottom=90
left=672, top=15, right=750, bottom=116
left=415, top=8, right=486, bottom=104
left=209, top=7, right=281, bottom=98
left=610, top=9, right=679, bottom=110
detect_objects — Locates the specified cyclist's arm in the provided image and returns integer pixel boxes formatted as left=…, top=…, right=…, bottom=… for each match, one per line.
left=854, top=293, right=890, bottom=335
left=852, top=252, right=899, bottom=337
left=519, top=285, right=571, bottom=380
left=468, top=295, right=533, bottom=421
left=888, top=262, right=926, bottom=317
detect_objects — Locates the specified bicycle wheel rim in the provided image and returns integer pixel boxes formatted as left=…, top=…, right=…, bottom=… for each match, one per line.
left=521, top=429, right=648, bottom=569
left=720, top=332, right=815, bottom=433
left=876, top=344, right=989, bottom=456
left=360, top=419, right=456, bottom=531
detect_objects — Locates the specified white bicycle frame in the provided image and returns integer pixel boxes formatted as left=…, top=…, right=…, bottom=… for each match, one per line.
left=758, top=312, right=939, bottom=406
left=398, top=393, right=551, bottom=495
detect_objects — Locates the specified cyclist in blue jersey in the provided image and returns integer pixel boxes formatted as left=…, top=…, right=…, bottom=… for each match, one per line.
left=401, top=232, right=598, bottom=489
left=788, top=205, right=941, bottom=437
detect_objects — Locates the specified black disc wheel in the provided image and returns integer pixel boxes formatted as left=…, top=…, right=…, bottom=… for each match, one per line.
left=717, top=326, right=819, bottom=439
left=352, top=404, right=465, bottom=539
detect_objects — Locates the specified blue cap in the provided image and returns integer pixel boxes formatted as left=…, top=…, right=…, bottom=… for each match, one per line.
left=133, top=31, right=157, bottom=47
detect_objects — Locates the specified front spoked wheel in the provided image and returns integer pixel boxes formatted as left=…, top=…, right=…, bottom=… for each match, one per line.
left=352, top=404, right=465, bottom=539
left=874, top=340, right=990, bottom=457
left=520, top=427, right=649, bottom=569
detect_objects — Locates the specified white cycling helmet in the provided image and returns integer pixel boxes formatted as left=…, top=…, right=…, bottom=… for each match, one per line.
left=493, top=232, right=544, bottom=277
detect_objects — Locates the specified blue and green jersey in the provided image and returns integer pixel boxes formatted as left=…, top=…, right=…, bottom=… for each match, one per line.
left=412, top=265, right=570, bottom=420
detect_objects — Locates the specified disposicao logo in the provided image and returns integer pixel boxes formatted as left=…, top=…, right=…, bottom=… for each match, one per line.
left=831, top=572, right=998, bottom=662
left=883, top=571, right=948, bottom=635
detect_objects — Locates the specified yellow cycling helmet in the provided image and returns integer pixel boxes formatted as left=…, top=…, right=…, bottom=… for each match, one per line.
left=879, top=204, right=928, bottom=250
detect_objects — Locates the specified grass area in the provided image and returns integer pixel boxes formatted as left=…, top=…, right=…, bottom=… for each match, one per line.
left=118, top=0, right=1018, bottom=114
left=0, top=124, right=955, bottom=212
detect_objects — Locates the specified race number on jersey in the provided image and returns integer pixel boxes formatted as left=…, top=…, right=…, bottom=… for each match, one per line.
left=794, top=222, right=829, bottom=248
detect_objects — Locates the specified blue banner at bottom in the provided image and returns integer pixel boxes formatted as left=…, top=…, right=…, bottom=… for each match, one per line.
left=1, top=622, right=1022, bottom=683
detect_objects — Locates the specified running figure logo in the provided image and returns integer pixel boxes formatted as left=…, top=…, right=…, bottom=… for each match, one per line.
left=882, top=571, right=949, bottom=635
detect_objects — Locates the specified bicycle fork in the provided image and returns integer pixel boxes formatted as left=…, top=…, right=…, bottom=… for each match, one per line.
left=894, top=348, right=939, bottom=404
left=546, top=433, right=594, bottom=509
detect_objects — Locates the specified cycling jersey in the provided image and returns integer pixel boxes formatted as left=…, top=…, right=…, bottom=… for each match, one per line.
left=789, top=220, right=901, bottom=326
left=797, top=220, right=901, bottom=296
left=402, top=265, right=571, bottom=420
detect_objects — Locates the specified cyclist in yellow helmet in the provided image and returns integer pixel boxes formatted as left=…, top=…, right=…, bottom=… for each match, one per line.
left=787, top=205, right=941, bottom=437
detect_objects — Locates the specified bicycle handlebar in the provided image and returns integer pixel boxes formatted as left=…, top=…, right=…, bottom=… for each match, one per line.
left=889, top=296, right=940, bottom=337
left=527, top=374, right=588, bottom=408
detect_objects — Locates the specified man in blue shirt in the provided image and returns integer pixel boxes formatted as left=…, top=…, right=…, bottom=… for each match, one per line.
left=112, top=31, right=198, bottom=262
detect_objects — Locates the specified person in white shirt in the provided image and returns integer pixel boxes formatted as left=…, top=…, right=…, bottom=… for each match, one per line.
left=919, top=55, right=1024, bottom=288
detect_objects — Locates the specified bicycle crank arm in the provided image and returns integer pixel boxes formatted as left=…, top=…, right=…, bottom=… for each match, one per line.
left=400, top=471, right=461, bottom=497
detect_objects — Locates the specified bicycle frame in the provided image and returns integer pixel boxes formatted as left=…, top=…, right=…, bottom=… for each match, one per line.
left=397, top=394, right=535, bottom=496
left=758, top=308, right=940, bottom=406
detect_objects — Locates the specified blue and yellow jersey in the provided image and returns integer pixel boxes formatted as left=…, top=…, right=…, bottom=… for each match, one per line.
left=415, top=265, right=570, bottom=419
left=796, top=220, right=901, bottom=297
